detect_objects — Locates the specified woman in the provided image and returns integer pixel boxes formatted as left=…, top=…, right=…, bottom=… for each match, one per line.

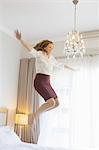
left=15, top=30, right=74, bottom=124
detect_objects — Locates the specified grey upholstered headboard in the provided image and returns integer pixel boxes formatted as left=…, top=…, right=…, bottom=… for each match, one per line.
left=0, top=108, right=8, bottom=126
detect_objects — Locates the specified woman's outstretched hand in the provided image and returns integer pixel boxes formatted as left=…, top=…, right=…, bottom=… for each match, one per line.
left=14, top=29, right=21, bottom=40
left=64, top=65, right=79, bottom=71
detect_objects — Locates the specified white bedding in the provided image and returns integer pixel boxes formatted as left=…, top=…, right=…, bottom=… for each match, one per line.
left=0, top=142, right=66, bottom=150
left=0, top=126, right=66, bottom=150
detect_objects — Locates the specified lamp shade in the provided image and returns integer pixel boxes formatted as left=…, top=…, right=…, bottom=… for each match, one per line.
left=15, top=114, right=28, bottom=125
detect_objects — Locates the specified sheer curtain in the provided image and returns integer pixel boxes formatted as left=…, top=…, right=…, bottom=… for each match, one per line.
left=38, top=56, right=99, bottom=150
left=69, top=56, right=99, bottom=149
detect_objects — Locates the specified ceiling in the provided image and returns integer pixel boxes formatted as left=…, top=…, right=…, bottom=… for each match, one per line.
left=0, top=0, right=99, bottom=41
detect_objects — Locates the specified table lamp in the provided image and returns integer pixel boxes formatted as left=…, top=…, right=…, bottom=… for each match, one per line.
left=15, top=114, right=28, bottom=139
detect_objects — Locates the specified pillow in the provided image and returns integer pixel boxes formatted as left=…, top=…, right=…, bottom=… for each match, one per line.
left=0, top=126, right=21, bottom=145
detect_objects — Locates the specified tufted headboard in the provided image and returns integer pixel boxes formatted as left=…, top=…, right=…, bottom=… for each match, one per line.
left=0, top=108, right=8, bottom=126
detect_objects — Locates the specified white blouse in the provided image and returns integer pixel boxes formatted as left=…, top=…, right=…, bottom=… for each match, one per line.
left=29, top=48, right=64, bottom=76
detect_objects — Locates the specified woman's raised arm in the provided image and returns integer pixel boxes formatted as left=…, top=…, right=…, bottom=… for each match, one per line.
left=14, top=29, right=33, bottom=52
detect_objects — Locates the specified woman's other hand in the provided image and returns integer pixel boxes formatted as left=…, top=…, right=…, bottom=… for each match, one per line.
left=14, top=29, right=21, bottom=40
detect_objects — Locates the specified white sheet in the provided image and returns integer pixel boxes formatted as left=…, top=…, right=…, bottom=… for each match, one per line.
left=0, top=126, right=66, bottom=150
left=0, top=126, right=21, bottom=145
left=0, top=142, right=67, bottom=150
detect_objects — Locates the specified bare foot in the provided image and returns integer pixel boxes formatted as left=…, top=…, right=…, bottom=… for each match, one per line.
left=28, top=113, right=36, bottom=125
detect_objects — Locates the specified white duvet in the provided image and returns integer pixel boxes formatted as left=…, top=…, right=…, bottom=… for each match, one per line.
left=0, top=126, right=66, bottom=150
left=0, top=142, right=66, bottom=150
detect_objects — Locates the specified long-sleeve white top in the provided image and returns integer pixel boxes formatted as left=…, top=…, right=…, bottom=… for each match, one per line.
left=29, top=48, right=64, bottom=76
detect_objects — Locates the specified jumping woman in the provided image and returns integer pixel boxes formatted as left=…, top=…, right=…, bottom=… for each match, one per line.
left=15, top=30, right=74, bottom=124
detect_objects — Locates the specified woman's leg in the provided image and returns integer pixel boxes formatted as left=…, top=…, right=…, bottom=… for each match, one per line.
left=28, top=98, right=56, bottom=124
left=46, top=98, right=59, bottom=111
left=35, top=98, right=56, bottom=116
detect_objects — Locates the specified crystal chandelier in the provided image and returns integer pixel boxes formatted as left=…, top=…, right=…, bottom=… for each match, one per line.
left=64, top=0, right=85, bottom=59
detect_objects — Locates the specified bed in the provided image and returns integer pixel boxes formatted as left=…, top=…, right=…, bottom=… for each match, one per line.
left=0, top=108, right=66, bottom=150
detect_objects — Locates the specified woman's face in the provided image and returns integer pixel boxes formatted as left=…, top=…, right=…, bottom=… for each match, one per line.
left=44, top=43, right=54, bottom=55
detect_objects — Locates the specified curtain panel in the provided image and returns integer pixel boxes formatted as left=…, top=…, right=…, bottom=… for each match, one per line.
left=15, top=58, right=40, bottom=143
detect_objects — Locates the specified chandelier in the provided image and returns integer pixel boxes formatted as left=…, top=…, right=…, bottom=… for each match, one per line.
left=64, top=0, right=85, bottom=59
